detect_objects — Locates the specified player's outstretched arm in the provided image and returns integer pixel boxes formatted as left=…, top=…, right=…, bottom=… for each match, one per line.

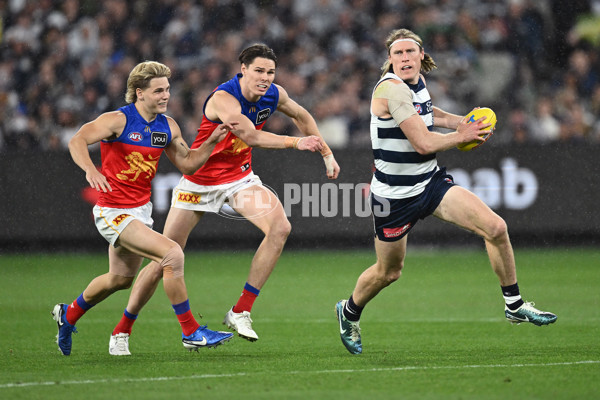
left=275, top=85, right=340, bottom=179
left=208, top=90, right=323, bottom=152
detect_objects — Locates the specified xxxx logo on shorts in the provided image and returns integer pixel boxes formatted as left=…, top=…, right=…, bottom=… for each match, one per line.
left=177, top=192, right=201, bottom=204
left=113, top=214, right=131, bottom=226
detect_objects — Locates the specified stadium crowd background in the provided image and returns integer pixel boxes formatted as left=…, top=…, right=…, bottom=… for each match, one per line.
left=1, top=0, right=599, bottom=152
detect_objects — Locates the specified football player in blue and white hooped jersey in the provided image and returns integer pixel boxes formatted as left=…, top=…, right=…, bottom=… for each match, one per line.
left=335, top=28, right=556, bottom=355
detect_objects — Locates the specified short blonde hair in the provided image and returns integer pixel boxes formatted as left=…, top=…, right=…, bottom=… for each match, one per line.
left=380, top=29, right=437, bottom=78
left=125, top=61, right=171, bottom=104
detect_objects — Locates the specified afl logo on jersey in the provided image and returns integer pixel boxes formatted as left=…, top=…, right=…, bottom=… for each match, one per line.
left=256, top=108, right=271, bottom=124
left=151, top=131, right=168, bottom=147
left=128, top=132, right=143, bottom=142
left=414, top=104, right=422, bottom=114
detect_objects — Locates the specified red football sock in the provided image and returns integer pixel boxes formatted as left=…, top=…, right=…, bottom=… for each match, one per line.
left=232, top=287, right=259, bottom=313
left=66, top=294, right=92, bottom=325
left=177, top=310, right=200, bottom=336
left=112, top=312, right=137, bottom=335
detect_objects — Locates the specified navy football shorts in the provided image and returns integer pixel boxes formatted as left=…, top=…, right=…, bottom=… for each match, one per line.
left=371, top=167, right=456, bottom=242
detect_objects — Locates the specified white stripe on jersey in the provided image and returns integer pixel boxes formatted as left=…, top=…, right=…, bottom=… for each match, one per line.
left=374, top=158, right=438, bottom=176
left=372, top=137, right=416, bottom=153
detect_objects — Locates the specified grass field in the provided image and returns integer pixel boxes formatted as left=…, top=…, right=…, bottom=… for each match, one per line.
left=1, top=248, right=599, bottom=399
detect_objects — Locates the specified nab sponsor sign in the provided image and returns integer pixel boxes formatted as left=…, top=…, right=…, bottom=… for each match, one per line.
left=448, top=158, right=538, bottom=210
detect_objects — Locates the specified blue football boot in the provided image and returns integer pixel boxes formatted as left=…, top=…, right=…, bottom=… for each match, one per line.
left=335, top=300, right=362, bottom=354
left=52, top=303, right=77, bottom=355
left=505, top=302, right=557, bottom=326
left=182, top=325, right=233, bottom=351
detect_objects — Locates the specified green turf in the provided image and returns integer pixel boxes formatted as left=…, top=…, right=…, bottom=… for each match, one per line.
left=1, top=248, right=599, bottom=399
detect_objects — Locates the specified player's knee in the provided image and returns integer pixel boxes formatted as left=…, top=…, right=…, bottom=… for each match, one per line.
left=279, top=219, right=292, bottom=238
left=149, top=261, right=164, bottom=280
left=110, top=274, right=135, bottom=290
left=268, top=218, right=292, bottom=242
left=377, top=260, right=403, bottom=286
left=376, top=271, right=401, bottom=290
left=486, top=216, right=508, bottom=242
left=386, top=264, right=403, bottom=284
left=160, top=245, right=185, bottom=280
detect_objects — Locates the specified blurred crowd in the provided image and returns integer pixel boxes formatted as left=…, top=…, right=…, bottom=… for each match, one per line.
left=1, top=0, right=599, bottom=152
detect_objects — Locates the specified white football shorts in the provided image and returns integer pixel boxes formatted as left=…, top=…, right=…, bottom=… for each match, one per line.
left=93, top=202, right=154, bottom=246
left=170, top=172, right=263, bottom=213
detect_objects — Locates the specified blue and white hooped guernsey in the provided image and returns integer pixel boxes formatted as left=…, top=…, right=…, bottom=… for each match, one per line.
left=370, top=72, right=438, bottom=199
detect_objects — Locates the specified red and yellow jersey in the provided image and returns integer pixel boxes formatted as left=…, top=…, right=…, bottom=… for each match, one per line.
left=97, top=103, right=172, bottom=208
left=184, top=73, right=279, bottom=186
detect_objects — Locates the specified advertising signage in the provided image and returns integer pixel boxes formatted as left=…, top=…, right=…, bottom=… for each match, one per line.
left=0, top=144, right=597, bottom=250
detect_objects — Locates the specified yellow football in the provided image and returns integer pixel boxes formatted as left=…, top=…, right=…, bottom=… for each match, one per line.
left=457, top=107, right=496, bottom=151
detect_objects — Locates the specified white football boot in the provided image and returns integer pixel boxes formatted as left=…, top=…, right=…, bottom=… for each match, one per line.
left=223, top=308, right=259, bottom=341
left=109, top=333, right=131, bottom=356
